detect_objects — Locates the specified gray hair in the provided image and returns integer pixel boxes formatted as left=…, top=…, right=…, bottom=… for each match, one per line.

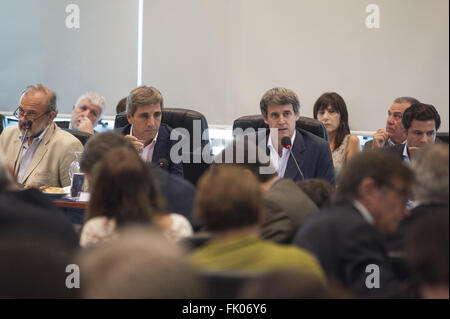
left=126, top=86, right=164, bottom=116
left=393, top=96, right=420, bottom=105
left=75, top=92, right=106, bottom=117
left=411, top=144, right=449, bottom=204
left=0, top=152, right=16, bottom=191
left=260, top=87, right=300, bottom=118
left=21, top=84, right=57, bottom=115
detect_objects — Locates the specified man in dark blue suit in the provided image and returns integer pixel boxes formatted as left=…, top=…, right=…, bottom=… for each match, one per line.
left=117, top=86, right=183, bottom=176
left=259, top=87, right=335, bottom=185
left=293, top=150, right=415, bottom=298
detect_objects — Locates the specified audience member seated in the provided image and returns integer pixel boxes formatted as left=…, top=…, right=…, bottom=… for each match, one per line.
left=386, top=144, right=449, bottom=254
left=0, top=84, right=83, bottom=187
left=296, top=179, right=333, bottom=209
left=116, top=86, right=183, bottom=176
left=293, top=150, right=415, bottom=298
left=80, top=131, right=196, bottom=226
left=257, top=87, right=335, bottom=184
left=215, top=138, right=318, bottom=244
left=115, top=97, right=127, bottom=114
left=0, top=233, right=78, bottom=298
left=190, top=165, right=325, bottom=280
left=364, top=97, right=419, bottom=150
left=70, top=92, right=106, bottom=134
left=313, top=92, right=360, bottom=174
left=405, top=210, right=449, bottom=299
left=79, top=147, right=192, bottom=246
left=77, top=226, right=204, bottom=298
left=387, top=102, right=441, bottom=163
left=239, top=270, right=352, bottom=299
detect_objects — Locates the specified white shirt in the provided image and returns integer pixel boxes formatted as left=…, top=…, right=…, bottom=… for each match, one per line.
left=130, top=126, right=158, bottom=163
left=267, top=130, right=296, bottom=178
left=17, top=125, right=50, bottom=183
left=353, top=200, right=375, bottom=226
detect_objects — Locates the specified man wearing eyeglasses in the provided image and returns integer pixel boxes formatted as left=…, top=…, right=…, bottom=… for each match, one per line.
left=0, top=84, right=83, bottom=188
left=293, top=150, right=415, bottom=298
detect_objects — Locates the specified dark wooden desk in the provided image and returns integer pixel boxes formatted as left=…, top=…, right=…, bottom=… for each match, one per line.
left=54, top=200, right=88, bottom=210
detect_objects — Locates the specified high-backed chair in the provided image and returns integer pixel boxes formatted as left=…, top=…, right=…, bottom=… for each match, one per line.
left=115, top=108, right=211, bottom=185
left=62, top=128, right=92, bottom=146
left=0, top=114, right=5, bottom=135
left=232, top=115, right=329, bottom=141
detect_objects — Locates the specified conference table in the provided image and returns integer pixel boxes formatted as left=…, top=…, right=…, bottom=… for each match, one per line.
left=53, top=198, right=87, bottom=225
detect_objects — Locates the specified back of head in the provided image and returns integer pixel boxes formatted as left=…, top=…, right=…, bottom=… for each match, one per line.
left=126, top=86, right=164, bottom=116
left=80, top=131, right=136, bottom=174
left=405, top=209, right=449, bottom=298
left=402, top=103, right=441, bottom=131
left=260, top=87, right=300, bottom=118
left=195, top=166, right=262, bottom=233
left=88, top=147, right=164, bottom=226
left=214, top=138, right=276, bottom=183
left=334, top=150, right=414, bottom=203
left=77, top=226, right=204, bottom=298
left=115, top=97, right=127, bottom=114
left=296, top=179, right=333, bottom=208
left=0, top=232, right=77, bottom=298
left=411, top=144, right=449, bottom=204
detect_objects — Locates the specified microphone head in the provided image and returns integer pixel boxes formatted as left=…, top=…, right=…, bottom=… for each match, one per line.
left=281, top=136, right=292, bottom=149
left=24, top=120, right=33, bottom=129
left=158, top=158, right=168, bottom=168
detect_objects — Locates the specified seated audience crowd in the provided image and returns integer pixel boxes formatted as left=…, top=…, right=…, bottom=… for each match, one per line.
left=0, top=83, right=447, bottom=299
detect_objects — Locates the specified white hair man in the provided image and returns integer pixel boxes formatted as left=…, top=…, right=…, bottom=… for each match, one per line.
left=70, top=92, right=106, bottom=134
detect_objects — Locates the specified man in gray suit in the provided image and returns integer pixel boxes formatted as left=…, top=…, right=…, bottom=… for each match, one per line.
left=364, top=97, right=419, bottom=150
left=0, top=84, right=83, bottom=187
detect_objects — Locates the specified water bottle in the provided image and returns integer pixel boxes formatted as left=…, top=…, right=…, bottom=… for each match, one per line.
left=69, top=152, right=82, bottom=184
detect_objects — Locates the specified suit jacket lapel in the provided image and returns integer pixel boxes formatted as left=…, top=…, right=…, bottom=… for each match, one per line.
left=284, top=130, right=306, bottom=180
left=152, top=125, right=167, bottom=164
left=22, top=123, right=55, bottom=182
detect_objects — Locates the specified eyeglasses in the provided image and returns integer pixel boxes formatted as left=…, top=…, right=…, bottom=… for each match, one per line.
left=13, top=106, right=51, bottom=121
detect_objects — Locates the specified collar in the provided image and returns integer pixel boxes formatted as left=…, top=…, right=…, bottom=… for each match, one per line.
left=267, top=130, right=296, bottom=154
left=353, top=200, right=375, bottom=225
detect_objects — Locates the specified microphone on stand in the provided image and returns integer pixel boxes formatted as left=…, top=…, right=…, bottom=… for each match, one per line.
left=158, top=158, right=169, bottom=169
left=281, top=136, right=305, bottom=180
left=13, top=120, right=33, bottom=174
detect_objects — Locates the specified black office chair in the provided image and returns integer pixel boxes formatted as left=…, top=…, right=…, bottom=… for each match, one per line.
left=115, top=108, right=211, bottom=185
left=436, top=132, right=449, bottom=144
left=62, top=128, right=92, bottom=146
left=0, top=114, right=5, bottom=135
left=55, top=121, right=70, bottom=129
left=232, top=115, right=329, bottom=141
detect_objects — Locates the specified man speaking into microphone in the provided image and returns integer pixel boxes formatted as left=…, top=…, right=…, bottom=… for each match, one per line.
left=259, top=87, right=335, bottom=185
left=0, top=84, right=83, bottom=187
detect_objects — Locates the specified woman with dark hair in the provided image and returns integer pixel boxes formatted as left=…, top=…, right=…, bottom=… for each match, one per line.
left=313, top=92, right=360, bottom=174
left=80, top=147, right=192, bottom=246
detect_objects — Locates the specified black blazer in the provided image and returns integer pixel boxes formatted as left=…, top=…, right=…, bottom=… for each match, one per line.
left=386, top=143, right=407, bottom=160
left=260, top=129, right=335, bottom=185
left=292, top=202, right=411, bottom=298
left=117, top=123, right=183, bottom=177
